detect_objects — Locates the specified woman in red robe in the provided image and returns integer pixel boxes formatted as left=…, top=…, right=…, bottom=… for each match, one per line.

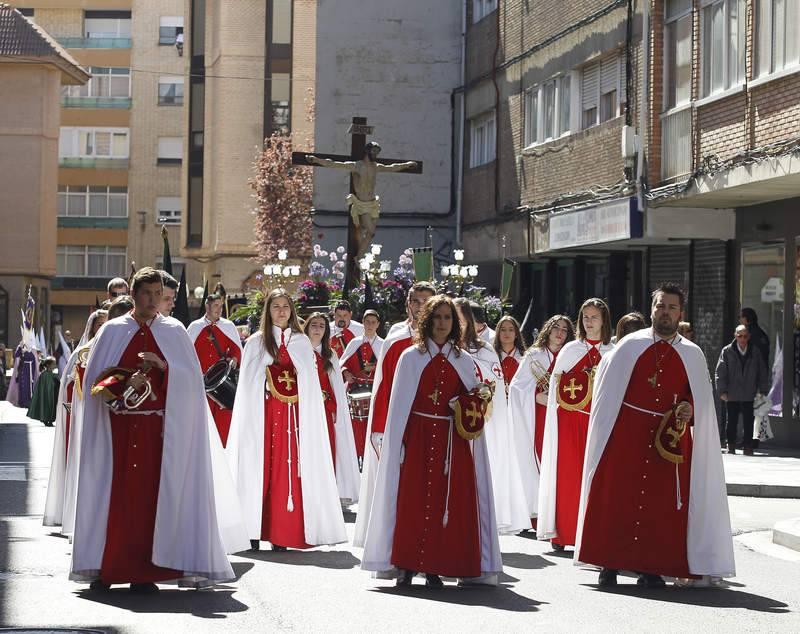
left=303, top=312, right=338, bottom=461
left=493, top=315, right=525, bottom=387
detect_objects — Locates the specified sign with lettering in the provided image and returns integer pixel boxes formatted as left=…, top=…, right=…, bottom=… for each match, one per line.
left=347, top=123, right=374, bottom=136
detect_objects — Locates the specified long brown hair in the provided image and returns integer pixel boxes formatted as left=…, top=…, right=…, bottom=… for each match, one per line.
left=615, top=311, right=646, bottom=342
left=453, top=297, right=484, bottom=352
left=533, top=314, right=575, bottom=351
left=414, top=295, right=462, bottom=355
left=259, top=288, right=303, bottom=358
left=303, top=312, right=334, bottom=372
left=493, top=315, right=524, bottom=357
left=576, top=297, right=612, bottom=344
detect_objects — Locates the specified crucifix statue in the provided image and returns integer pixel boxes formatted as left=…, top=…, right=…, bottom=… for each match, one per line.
left=292, top=116, right=423, bottom=295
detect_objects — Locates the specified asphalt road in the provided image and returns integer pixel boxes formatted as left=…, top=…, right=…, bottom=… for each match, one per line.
left=1, top=409, right=799, bottom=633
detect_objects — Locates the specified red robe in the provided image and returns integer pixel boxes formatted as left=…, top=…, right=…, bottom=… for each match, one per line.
left=314, top=351, right=337, bottom=465
left=500, top=353, right=520, bottom=385
left=101, top=323, right=180, bottom=584
left=192, top=322, right=242, bottom=447
left=343, top=340, right=377, bottom=459
left=330, top=327, right=356, bottom=358
left=261, top=343, right=311, bottom=549
left=579, top=340, right=695, bottom=578
left=553, top=342, right=602, bottom=547
left=534, top=351, right=558, bottom=466
left=391, top=353, right=480, bottom=577
left=371, top=336, right=412, bottom=435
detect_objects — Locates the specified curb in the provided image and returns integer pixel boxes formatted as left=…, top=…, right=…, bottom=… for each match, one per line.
left=773, top=519, right=800, bottom=552
left=726, top=483, right=800, bottom=499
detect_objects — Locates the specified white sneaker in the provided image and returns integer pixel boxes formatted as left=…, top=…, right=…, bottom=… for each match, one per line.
left=457, top=573, right=498, bottom=587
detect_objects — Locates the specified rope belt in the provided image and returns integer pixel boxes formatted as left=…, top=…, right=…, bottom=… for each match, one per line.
left=286, top=402, right=300, bottom=512
left=622, top=401, right=666, bottom=417
left=410, top=410, right=454, bottom=527
left=111, top=409, right=164, bottom=417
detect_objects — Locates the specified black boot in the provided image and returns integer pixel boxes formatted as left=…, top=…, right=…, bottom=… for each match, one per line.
left=129, top=582, right=159, bottom=594
left=89, top=579, right=110, bottom=593
left=636, top=573, right=666, bottom=588
left=396, top=569, right=414, bottom=587
left=249, top=539, right=260, bottom=552
left=552, top=543, right=565, bottom=552
left=598, top=568, right=618, bottom=587
left=271, top=544, right=287, bottom=552
left=425, top=574, right=444, bottom=588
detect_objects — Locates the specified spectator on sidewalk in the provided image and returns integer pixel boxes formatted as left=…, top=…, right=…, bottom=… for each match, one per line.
left=715, top=325, right=769, bottom=455
left=678, top=321, right=694, bottom=341
left=740, top=308, right=769, bottom=367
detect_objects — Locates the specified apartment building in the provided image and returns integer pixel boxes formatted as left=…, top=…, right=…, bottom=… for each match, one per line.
left=10, top=1, right=196, bottom=337
left=0, top=6, right=89, bottom=347
left=648, top=0, right=800, bottom=438
left=182, top=0, right=317, bottom=294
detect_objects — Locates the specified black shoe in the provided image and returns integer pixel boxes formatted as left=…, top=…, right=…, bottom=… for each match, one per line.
left=636, top=573, right=666, bottom=588
left=129, top=582, right=159, bottom=594
left=249, top=539, right=260, bottom=552
left=598, top=568, right=618, bottom=587
left=552, top=543, right=566, bottom=552
left=271, top=544, right=287, bottom=552
left=89, top=580, right=110, bottom=593
left=425, top=574, right=443, bottom=588
left=396, top=570, right=414, bottom=587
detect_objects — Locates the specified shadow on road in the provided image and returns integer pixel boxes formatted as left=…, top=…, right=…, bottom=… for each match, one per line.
left=237, top=549, right=361, bottom=569
left=502, top=552, right=557, bottom=571
left=583, top=584, right=790, bottom=613
left=75, top=588, right=248, bottom=619
left=371, top=583, right=545, bottom=612
left=231, top=561, right=255, bottom=580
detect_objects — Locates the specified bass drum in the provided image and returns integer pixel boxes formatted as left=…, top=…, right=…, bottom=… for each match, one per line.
left=204, top=359, right=238, bottom=410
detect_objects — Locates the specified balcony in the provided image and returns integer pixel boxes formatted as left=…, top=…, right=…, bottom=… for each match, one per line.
left=57, top=37, right=131, bottom=49
left=57, top=216, right=128, bottom=229
left=59, top=157, right=129, bottom=169
left=61, top=96, right=132, bottom=109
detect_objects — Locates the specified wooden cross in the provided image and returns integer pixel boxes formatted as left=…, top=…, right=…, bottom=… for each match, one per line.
left=292, top=116, right=423, bottom=296
left=562, top=378, right=583, bottom=400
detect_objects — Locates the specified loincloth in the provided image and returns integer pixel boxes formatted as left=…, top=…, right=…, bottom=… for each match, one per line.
left=346, top=193, right=381, bottom=226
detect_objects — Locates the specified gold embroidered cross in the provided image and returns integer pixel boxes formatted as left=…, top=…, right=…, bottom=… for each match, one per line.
left=428, top=389, right=440, bottom=405
left=648, top=373, right=658, bottom=388
left=465, top=401, right=481, bottom=428
left=562, top=378, right=583, bottom=399
left=278, top=370, right=296, bottom=391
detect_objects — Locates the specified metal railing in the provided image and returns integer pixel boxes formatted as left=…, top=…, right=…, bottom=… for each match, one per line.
left=661, top=107, right=692, bottom=180
left=59, top=157, right=130, bottom=169
left=56, top=37, right=132, bottom=49
left=61, top=96, right=132, bottom=109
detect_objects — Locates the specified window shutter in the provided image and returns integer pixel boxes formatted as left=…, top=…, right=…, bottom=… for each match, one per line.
left=600, top=56, right=619, bottom=95
left=582, top=63, right=600, bottom=109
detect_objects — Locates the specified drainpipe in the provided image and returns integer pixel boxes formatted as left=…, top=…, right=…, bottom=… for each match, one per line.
left=637, top=0, right=650, bottom=213
left=455, top=0, right=467, bottom=246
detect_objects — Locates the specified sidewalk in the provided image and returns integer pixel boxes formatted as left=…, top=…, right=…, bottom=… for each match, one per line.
left=723, top=447, right=800, bottom=498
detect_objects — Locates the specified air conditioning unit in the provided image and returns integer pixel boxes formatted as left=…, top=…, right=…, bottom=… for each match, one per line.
left=621, top=125, right=639, bottom=160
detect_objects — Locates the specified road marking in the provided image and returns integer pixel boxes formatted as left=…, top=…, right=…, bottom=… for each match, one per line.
left=0, top=466, right=26, bottom=481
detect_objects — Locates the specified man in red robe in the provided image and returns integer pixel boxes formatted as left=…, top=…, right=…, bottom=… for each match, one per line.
left=329, top=300, right=364, bottom=357
left=575, top=283, right=735, bottom=588
left=187, top=294, right=243, bottom=446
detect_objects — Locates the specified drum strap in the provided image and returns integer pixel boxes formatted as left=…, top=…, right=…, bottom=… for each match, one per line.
left=208, top=326, right=229, bottom=359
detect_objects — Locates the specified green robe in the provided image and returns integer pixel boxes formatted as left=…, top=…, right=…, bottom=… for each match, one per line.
left=27, top=370, right=59, bottom=425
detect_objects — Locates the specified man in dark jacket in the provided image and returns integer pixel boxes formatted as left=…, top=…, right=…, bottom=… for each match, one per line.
left=716, top=325, right=770, bottom=455
left=740, top=307, right=770, bottom=368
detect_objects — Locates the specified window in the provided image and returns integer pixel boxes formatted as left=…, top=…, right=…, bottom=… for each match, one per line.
left=469, top=111, right=496, bottom=167
left=158, top=76, right=184, bottom=105
left=59, top=127, right=129, bottom=159
left=271, top=73, right=290, bottom=134
left=157, top=197, right=182, bottom=224
left=157, top=137, right=183, bottom=164
left=159, top=16, right=184, bottom=44
left=701, top=0, right=745, bottom=96
left=664, top=0, right=693, bottom=109
left=84, top=10, right=131, bottom=38
left=56, top=246, right=127, bottom=277
left=63, top=67, right=130, bottom=99
left=272, top=0, right=291, bottom=44
left=757, top=0, right=800, bottom=77
left=524, top=74, right=572, bottom=146
left=58, top=186, right=128, bottom=217
left=473, top=0, right=498, bottom=22
left=581, top=54, right=625, bottom=129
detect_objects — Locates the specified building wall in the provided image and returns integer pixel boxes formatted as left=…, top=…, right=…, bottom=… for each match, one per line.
left=291, top=0, right=315, bottom=150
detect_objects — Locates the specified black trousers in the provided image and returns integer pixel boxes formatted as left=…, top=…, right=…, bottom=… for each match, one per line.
left=726, top=400, right=754, bottom=448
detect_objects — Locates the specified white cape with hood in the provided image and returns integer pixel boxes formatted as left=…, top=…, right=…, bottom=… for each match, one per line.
left=318, top=347, right=360, bottom=502
left=226, top=328, right=347, bottom=545
left=574, top=328, right=735, bottom=577
left=361, top=341, right=502, bottom=576
left=537, top=338, right=614, bottom=541
left=70, top=313, right=239, bottom=584
left=340, top=334, right=385, bottom=368
left=187, top=316, right=243, bottom=355
left=508, top=346, right=555, bottom=517
left=471, top=343, right=530, bottom=534
left=353, top=323, right=413, bottom=548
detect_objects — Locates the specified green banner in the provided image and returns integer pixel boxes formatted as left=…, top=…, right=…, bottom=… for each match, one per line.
left=500, top=258, right=517, bottom=303
left=412, top=247, right=434, bottom=281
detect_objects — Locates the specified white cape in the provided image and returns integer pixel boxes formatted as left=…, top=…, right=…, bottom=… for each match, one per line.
left=321, top=349, right=361, bottom=502
left=361, top=342, right=502, bottom=575
left=187, top=317, right=243, bottom=355
left=537, top=338, right=614, bottom=541
left=70, top=313, right=237, bottom=583
left=508, top=346, right=554, bottom=517
left=340, top=334, right=385, bottom=368
left=471, top=344, right=530, bottom=534
left=226, top=328, right=347, bottom=545
left=574, top=328, right=735, bottom=577
left=353, top=323, right=413, bottom=548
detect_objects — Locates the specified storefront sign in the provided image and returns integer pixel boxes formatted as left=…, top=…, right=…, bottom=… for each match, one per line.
left=760, top=277, right=784, bottom=303
left=531, top=197, right=642, bottom=253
